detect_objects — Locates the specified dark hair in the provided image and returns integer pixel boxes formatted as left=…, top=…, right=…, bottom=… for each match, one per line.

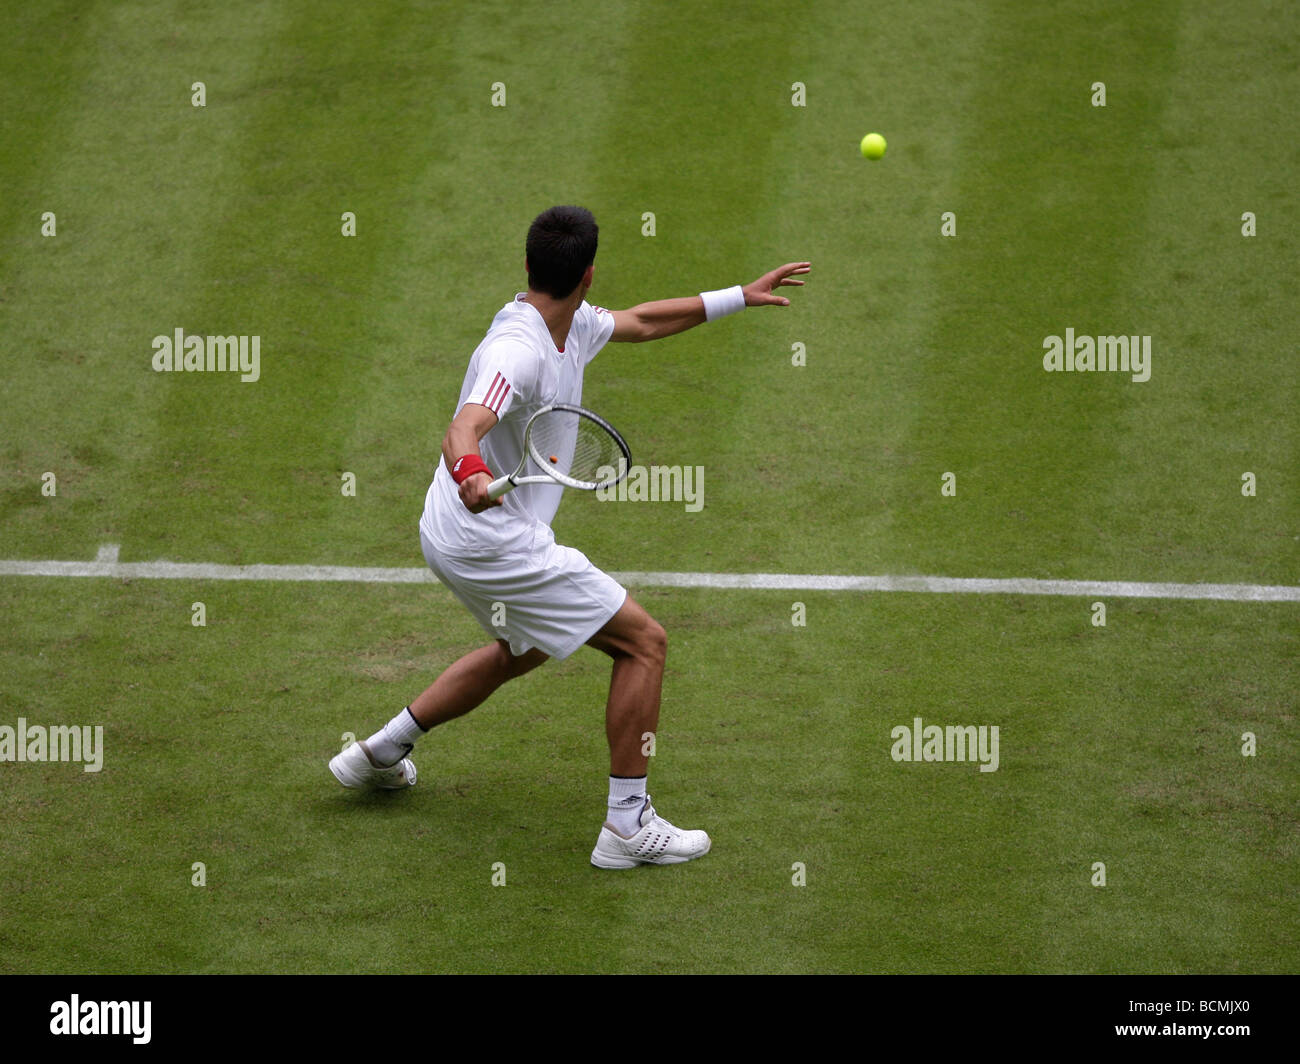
left=526, top=206, right=598, bottom=299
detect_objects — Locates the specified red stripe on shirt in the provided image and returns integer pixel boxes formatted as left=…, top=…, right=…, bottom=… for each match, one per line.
left=483, top=372, right=507, bottom=411
left=490, top=381, right=511, bottom=413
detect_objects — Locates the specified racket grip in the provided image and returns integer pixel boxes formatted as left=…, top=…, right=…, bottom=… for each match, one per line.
left=486, top=475, right=514, bottom=501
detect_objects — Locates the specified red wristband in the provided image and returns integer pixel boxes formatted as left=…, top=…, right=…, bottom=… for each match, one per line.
left=451, top=454, right=493, bottom=485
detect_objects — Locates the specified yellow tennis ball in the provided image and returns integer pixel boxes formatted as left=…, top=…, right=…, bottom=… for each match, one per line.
left=860, top=132, right=886, bottom=160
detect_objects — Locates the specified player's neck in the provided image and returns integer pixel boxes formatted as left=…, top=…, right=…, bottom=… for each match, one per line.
left=522, top=288, right=583, bottom=352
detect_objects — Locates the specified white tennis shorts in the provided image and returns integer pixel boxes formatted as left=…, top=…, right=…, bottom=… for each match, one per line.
left=419, top=522, right=627, bottom=661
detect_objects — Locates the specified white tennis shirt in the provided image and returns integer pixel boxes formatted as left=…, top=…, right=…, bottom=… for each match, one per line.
left=420, top=293, right=616, bottom=557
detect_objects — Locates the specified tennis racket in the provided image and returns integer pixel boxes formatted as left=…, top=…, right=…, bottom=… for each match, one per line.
left=486, top=403, right=631, bottom=501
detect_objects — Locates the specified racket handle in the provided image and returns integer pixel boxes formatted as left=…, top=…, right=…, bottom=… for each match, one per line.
left=486, top=475, right=514, bottom=501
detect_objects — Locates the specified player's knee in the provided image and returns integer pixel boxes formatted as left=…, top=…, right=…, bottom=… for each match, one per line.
left=638, top=618, right=667, bottom=667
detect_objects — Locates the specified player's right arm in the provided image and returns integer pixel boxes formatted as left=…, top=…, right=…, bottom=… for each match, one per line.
left=442, top=403, right=502, bottom=513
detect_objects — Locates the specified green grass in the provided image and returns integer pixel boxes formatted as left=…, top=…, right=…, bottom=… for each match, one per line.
left=1, top=579, right=1295, bottom=973
left=0, top=0, right=1296, bottom=973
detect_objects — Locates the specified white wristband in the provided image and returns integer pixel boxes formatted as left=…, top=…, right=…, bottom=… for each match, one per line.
left=700, top=285, right=746, bottom=322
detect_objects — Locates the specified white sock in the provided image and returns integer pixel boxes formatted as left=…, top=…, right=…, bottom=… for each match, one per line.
left=365, top=707, right=425, bottom=767
left=607, top=775, right=648, bottom=836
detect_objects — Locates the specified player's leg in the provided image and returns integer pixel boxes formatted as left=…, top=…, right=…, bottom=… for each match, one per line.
left=408, top=641, right=548, bottom=729
left=585, top=595, right=666, bottom=778
left=329, top=641, right=546, bottom=789
left=587, top=596, right=710, bottom=868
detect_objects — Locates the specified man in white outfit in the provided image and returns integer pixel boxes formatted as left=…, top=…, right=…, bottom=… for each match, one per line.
left=331, top=205, right=809, bottom=868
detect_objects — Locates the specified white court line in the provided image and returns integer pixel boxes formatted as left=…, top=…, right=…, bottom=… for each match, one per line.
left=0, top=546, right=1295, bottom=602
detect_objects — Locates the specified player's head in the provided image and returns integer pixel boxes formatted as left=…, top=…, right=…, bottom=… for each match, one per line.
left=525, top=205, right=598, bottom=300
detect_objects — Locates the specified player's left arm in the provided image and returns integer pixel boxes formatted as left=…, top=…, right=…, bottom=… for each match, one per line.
left=608, top=261, right=810, bottom=343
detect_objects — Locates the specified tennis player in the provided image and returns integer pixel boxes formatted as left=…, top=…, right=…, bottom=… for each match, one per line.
left=331, top=205, right=809, bottom=868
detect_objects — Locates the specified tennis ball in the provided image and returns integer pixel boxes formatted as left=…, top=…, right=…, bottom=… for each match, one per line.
left=860, top=132, right=886, bottom=160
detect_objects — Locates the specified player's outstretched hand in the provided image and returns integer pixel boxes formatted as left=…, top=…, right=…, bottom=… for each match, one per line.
left=460, top=472, right=502, bottom=513
left=743, top=262, right=811, bottom=307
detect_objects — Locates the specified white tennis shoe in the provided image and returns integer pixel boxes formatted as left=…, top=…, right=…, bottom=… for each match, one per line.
left=328, top=740, right=417, bottom=790
left=590, top=796, right=711, bottom=869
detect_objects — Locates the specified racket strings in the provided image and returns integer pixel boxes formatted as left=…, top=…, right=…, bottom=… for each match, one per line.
left=569, top=418, right=626, bottom=483
left=529, top=409, right=626, bottom=487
